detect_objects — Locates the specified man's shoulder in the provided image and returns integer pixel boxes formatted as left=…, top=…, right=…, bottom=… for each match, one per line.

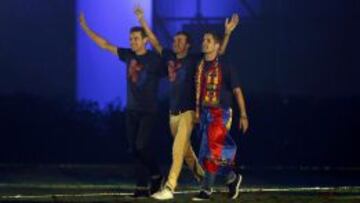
left=145, top=50, right=163, bottom=59
left=117, top=47, right=135, bottom=62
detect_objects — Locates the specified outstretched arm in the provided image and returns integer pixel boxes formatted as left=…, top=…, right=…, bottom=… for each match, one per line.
left=134, top=6, right=163, bottom=54
left=219, top=13, right=240, bottom=55
left=79, top=12, right=117, bottom=55
left=233, top=87, right=249, bottom=133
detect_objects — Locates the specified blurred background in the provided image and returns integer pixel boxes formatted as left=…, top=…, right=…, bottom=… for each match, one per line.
left=0, top=0, right=359, bottom=169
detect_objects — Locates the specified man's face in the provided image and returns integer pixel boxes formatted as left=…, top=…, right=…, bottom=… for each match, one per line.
left=172, top=34, right=189, bottom=54
left=130, top=31, right=147, bottom=52
left=202, top=33, right=220, bottom=54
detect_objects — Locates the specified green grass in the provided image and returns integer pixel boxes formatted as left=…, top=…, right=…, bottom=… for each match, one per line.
left=1, top=164, right=360, bottom=202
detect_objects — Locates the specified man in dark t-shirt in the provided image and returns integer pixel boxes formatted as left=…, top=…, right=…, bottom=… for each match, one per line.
left=117, top=48, right=163, bottom=113
left=192, top=31, right=249, bottom=201
left=134, top=6, right=240, bottom=200
left=79, top=12, right=164, bottom=198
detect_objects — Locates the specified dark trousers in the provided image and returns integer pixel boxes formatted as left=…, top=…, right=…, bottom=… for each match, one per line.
left=126, top=110, right=161, bottom=187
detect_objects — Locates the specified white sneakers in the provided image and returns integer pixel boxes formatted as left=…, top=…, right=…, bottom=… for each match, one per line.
left=151, top=187, right=174, bottom=200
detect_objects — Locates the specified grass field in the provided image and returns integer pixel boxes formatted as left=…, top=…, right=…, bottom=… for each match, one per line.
left=1, top=164, right=359, bottom=202
left=1, top=185, right=360, bottom=202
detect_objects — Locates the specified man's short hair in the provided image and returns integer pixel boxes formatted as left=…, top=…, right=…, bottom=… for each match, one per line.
left=175, top=31, right=192, bottom=46
left=130, top=26, right=147, bottom=38
left=204, top=31, right=222, bottom=44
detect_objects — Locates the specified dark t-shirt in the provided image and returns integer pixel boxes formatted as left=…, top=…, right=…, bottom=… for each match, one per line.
left=117, top=48, right=164, bottom=112
left=162, top=49, right=202, bottom=112
left=201, top=55, right=240, bottom=109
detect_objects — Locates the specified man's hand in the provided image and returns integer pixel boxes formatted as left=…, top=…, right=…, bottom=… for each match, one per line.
left=79, top=12, right=88, bottom=30
left=78, top=11, right=117, bottom=55
left=134, top=5, right=163, bottom=54
left=225, top=13, right=240, bottom=35
left=239, top=115, right=249, bottom=134
left=134, top=5, right=144, bottom=20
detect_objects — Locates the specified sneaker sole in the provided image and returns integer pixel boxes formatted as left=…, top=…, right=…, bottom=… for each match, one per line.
left=151, top=193, right=174, bottom=200
left=231, top=175, right=243, bottom=199
left=192, top=197, right=209, bottom=201
left=151, top=196, right=174, bottom=200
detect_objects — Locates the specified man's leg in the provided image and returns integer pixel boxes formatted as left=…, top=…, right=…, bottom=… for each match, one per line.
left=193, top=108, right=230, bottom=201
left=177, top=111, right=204, bottom=183
left=192, top=171, right=216, bottom=201
left=126, top=111, right=149, bottom=197
left=183, top=141, right=205, bottom=182
left=126, top=111, right=139, bottom=155
left=149, top=112, right=180, bottom=200
left=165, top=111, right=196, bottom=191
left=226, top=170, right=242, bottom=199
left=152, top=111, right=202, bottom=200
left=135, top=112, right=162, bottom=194
left=169, top=113, right=179, bottom=139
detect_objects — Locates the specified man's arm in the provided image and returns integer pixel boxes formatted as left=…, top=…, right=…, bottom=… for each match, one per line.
left=219, top=14, right=240, bottom=55
left=233, top=87, right=249, bottom=133
left=79, top=12, right=118, bottom=55
left=134, top=6, right=163, bottom=54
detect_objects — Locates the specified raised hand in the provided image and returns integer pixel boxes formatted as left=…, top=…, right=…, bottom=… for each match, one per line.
left=79, top=12, right=88, bottom=29
left=78, top=11, right=117, bottom=55
left=134, top=5, right=144, bottom=20
left=225, top=13, right=240, bottom=34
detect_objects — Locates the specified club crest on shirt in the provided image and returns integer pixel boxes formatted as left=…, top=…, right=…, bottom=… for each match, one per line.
left=168, top=60, right=182, bottom=82
left=128, top=59, right=144, bottom=83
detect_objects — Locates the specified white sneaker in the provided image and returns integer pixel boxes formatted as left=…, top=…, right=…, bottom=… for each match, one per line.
left=151, top=187, right=174, bottom=200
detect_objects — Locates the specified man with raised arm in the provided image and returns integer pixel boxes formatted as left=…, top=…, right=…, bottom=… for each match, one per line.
left=79, top=12, right=164, bottom=198
left=192, top=31, right=249, bottom=201
left=134, top=6, right=239, bottom=200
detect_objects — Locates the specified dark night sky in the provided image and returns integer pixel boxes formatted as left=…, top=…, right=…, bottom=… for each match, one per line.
left=0, top=0, right=75, bottom=101
left=0, top=0, right=359, bottom=101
